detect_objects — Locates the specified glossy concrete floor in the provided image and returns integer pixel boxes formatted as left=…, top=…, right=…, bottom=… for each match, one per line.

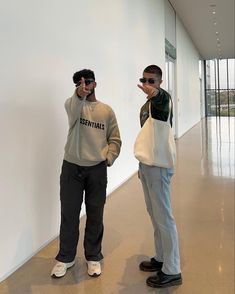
left=0, top=117, right=234, bottom=294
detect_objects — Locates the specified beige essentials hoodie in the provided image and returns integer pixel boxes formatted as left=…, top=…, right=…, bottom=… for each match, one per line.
left=63, top=92, right=121, bottom=166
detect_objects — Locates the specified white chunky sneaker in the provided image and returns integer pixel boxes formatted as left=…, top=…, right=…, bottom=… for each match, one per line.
left=51, top=261, right=75, bottom=278
left=87, top=261, right=101, bottom=277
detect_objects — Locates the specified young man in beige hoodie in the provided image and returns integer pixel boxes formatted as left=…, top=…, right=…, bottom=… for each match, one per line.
left=51, top=69, right=121, bottom=278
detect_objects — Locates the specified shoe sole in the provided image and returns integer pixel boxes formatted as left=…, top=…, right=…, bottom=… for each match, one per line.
left=139, top=265, right=162, bottom=272
left=51, top=263, right=75, bottom=279
left=88, top=273, right=101, bottom=278
left=147, top=278, right=182, bottom=288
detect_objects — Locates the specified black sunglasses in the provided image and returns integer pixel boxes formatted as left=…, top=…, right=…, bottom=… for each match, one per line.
left=139, top=78, right=157, bottom=84
left=76, top=79, right=94, bottom=87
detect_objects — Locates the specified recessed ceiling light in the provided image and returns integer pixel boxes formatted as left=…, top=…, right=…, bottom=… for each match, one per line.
left=216, top=31, right=219, bottom=34
left=214, top=22, right=217, bottom=25
left=212, top=11, right=216, bottom=14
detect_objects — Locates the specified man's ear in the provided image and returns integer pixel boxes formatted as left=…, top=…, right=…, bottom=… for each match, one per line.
left=94, top=81, right=97, bottom=88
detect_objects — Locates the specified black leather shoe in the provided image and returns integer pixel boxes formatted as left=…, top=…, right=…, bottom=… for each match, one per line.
left=146, top=270, right=182, bottom=288
left=139, top=258, right=163, bottom=272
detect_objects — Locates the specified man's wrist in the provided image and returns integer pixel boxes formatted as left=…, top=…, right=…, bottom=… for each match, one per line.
left=147, top=89, right=159, bottom=99
left=147, top=94, right=156, bottom=99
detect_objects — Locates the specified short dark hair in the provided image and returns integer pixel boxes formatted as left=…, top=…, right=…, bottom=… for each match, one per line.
left=72, top=69, right=95, bottom=84
left=144, top=65, right=162, bottom=79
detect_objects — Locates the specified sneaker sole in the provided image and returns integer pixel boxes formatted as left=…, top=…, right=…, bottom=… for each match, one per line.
left=147, top=278, right=182, bottom=288
left=88, top=273, right=101, bottom=278
left=51, top=273, right=65, bottom=279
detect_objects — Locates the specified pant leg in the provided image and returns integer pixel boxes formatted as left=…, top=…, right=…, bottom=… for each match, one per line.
left=56, top=160, right=84, bottom=263
left=140, top=163, right=181, bottom=275
left=83, top=162, right=107, bottom=261
left=139, top=164, right=163, bottom=262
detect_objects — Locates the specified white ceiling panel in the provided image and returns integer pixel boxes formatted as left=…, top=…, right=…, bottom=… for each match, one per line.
left=169, top=0, right=235, bottom=59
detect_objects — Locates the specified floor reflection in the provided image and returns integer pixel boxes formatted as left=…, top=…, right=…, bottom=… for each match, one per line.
left=202, top=116, right=235, bottom=178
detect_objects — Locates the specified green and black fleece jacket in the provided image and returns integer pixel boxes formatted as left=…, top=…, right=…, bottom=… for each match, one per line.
left=140, top=88, right=173, bottom=128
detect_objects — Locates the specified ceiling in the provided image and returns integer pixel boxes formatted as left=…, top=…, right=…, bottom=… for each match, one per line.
left=169, top=0, right=235, bottom=60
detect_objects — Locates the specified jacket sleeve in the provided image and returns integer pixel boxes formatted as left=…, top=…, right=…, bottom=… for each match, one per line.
left=64, top=92, right=84, bottom=129
left=149, top=88, right=172, bottom=125
left=106, top=109, right=122, bottom=166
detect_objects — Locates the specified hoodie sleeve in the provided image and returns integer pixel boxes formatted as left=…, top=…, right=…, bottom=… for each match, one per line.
left=106, top=109, right=122, bottom=166
left=64, top=91, right=84, bottom=129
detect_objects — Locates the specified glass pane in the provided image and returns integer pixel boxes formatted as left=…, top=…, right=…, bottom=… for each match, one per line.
left=206, top=60, right=215, bottom=89
left=219, top=90, right=229, bottom=116
left=165, top=58, right=169, bottom=91
left=229, top=90, right=235, bottom=116
left=215, top=60, right=218, bottom=89
left=219, top=59, right=227, bottom=89
left=228, top=59, right=235, bottom=89
left=206, top=90, right=216, bottom=116
left=168, top=61, right=174, bottom=96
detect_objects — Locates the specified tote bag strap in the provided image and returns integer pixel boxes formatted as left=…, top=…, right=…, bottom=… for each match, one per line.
left=148, top=98, right=172, bottom=123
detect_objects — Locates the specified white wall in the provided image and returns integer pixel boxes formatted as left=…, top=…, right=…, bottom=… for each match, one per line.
left=175, top=17, right=201, bottom=137
left=165, top=0, right=176, bottom=47
left=0, top=0, right=166, bottom=282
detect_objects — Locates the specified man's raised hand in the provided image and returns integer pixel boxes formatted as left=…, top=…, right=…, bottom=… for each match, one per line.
left=76, top=77, right=91, bottom=98
left=137, top=84, right=159, bottom=99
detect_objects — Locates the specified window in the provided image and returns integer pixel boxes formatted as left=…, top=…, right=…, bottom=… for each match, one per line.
left=205, top=59, right=235, bottom=117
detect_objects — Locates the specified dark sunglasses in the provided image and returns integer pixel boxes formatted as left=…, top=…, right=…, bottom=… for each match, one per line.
left=139, top=78, right=157, bottom=84
left=76, top=79, right=94, bottom=87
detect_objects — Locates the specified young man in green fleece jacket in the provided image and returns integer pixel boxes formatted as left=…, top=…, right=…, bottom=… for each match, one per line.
left=137, top=65, right=182, bottom=288
left=51, top=69, right=121, bottom=278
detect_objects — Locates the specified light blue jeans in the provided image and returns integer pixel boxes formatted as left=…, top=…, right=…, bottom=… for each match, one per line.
left=139, top=163, right=181, bottom=275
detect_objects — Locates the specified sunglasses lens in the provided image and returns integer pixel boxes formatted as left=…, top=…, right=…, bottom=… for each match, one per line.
left=85, top=80, right=94, bottom=85
left=76, top=80, right=94, bottom=87
left=148, top=79, right=155, bottom=84
left=139, top=78, right=156, bottom=84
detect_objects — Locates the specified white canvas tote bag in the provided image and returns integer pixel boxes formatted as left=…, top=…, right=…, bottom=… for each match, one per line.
left=134, top=100, right=176, bottom=168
